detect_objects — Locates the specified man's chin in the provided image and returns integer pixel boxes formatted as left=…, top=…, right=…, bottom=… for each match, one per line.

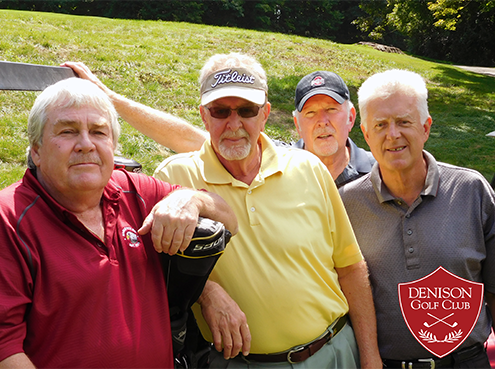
left=314, top=145, right=339, bottom=158
left=219, top=144, right=251, bottom=161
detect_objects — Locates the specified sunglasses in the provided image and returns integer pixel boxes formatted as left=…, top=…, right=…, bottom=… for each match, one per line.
left=205, top=104, right=263, bottom=119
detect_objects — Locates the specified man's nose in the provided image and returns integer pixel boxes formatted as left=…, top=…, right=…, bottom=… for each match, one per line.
left=386, top=123, right=401, bottom=140
left=316, top=110, right=331, bottom=126
left=226, top=111, right=243, bottom=131
left=75, top=131, right=96, bottom=152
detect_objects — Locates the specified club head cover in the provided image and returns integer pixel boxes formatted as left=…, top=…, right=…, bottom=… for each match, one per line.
left=175, top=217, right=231, bottom=276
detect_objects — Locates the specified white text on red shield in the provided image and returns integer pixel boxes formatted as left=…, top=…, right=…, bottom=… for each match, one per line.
left=408, top=287, right=472, bottom=311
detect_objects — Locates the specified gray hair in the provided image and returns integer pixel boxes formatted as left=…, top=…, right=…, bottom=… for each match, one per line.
left=28, top=77, right=120, bottom=150
left=199, top=52, right=268, bottom=95
left=358, top=69, right=429, bottom=128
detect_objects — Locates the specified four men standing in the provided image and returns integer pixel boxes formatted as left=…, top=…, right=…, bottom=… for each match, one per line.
left=1, top=53, right=492, bottom=368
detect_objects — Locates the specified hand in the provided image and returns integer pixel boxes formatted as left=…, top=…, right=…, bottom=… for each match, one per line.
left=198, top=281, right=251, bottom=359
left=138, top=189, right=201, bottom=255
left=61, top=61, right=112, bottom=95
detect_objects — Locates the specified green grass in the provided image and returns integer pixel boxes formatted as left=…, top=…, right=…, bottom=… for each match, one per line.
left=1, top=9, right=495, bottom=188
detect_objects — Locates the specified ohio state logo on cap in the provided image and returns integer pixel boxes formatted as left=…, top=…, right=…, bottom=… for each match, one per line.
left=311, top=76, right=325, bottom=87
left=398, top=266, right=483, bottom=358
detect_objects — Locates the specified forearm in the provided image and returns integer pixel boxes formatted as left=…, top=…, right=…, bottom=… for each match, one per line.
left=198, top=280, right=251, bottom=358
left=139, top=188, right=237, bottom=254
left=337, top=260, right=382, bottom=368
left=62, top=61, right=207, bottom=153
left=192, top=191, right=238, bottom=235
left=0, top=353, right=36, bottom=369
left=109, top=92, right=208, bottom=152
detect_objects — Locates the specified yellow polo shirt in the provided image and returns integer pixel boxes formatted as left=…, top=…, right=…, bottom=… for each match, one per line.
left=154, top=133, right=363, bottom=354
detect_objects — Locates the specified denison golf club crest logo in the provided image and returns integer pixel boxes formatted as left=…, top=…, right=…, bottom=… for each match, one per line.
left=398, top=266, right=483, bottom=358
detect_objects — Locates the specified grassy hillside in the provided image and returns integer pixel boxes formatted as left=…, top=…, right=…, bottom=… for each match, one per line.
left=1, top=9, right=495, bottom=189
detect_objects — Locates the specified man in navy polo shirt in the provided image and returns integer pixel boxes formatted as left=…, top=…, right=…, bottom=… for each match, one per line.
left=291, top=71, right=375, bottom=187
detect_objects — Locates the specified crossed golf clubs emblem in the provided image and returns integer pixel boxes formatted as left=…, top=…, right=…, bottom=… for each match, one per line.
left=424, top=312, right=458, bottom=328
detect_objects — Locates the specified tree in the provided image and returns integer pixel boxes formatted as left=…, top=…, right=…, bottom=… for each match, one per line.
left=428, top=0, right=495, bottom=65
left=239, top=0, right=275, bottom=31
left=356, top=0, right=495, bottom=66
left=429, top=0, right=495, bottom=30
left=201, top=0, right=245, bottom=27
left=271, top=0, right=345, bottom=39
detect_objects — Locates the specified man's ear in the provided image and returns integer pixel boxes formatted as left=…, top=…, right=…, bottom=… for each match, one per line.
left=293, top=113, right=303, bottom=137
left=360, top=123, right=370, bottom=146
left=348, top=105, right=357, bottom=132
left=423, top=116, right=432, bottom=142
left=260, top=102, right=271, bottom=132
left=30, top=144, right=41, bottom=167
left=199, top=105, right=209, bottom=131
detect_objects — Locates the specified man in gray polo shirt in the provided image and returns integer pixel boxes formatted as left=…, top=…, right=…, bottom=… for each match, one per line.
left=339, top=69, right=495, bottom=368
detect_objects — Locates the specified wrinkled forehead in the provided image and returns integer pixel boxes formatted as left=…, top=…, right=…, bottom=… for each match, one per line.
left=46, top=103, right=111, bottom=128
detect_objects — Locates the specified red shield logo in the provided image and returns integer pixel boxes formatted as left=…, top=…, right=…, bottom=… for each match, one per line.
left=398, top=267, right=483, bottom=358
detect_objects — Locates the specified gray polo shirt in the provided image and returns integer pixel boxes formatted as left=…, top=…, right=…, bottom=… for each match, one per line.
left=339, top=151, right=495, bottom=360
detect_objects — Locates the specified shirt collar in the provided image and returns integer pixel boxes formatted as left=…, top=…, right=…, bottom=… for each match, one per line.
left=370, top=150, right=440, bottom=203
left=23, top=168, right=122, bottom=220
left=335, top=138, right=375, bottom=187
left=347, top=138, right=374, bottom=173
left=198, top=132, right=283, bottom=186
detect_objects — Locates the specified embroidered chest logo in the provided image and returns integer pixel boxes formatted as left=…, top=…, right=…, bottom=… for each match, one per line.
left=121, top=226, right=141, bottom=248
left=398, top=266, right=483, bottom=358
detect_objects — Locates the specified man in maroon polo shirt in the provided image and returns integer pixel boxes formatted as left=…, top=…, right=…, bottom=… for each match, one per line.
left=0, top=78, right=237, bottom=368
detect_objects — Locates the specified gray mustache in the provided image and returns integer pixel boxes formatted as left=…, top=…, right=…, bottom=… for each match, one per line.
left=68, top=156, right=103, bottom=166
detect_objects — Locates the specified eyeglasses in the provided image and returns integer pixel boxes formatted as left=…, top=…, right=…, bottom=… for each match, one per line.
left=205, top=104, right=263, bottom=119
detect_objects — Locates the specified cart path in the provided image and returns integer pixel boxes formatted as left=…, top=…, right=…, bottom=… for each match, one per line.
left=455, top=65, right=495, bottom=77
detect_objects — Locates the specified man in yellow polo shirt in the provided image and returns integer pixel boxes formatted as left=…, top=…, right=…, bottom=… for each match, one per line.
left=154, top=52, right=381, bottom=369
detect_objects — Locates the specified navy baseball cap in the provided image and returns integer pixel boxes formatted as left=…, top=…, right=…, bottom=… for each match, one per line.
left=295, top=71, right=350, bottom=112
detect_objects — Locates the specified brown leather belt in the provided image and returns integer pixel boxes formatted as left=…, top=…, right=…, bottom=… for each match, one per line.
left=244, top=315, right=347, bottom=364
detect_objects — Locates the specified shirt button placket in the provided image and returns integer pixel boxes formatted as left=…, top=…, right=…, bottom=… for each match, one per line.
left=246, top=188, right=259, bottom=225
left=403, top=213, right=420, bottom=268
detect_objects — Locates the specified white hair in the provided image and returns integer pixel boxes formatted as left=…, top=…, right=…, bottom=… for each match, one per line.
left=28, top=77, right=120, bottom=148
left=358, top=69, right=429, bottom=128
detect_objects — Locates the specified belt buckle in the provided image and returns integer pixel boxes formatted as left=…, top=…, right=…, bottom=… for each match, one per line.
left=418, top=358, right=436, bottom=369
left=287, top=345, right=305, bottom=364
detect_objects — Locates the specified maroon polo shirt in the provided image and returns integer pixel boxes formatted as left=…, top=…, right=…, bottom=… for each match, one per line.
left=0, top=169, right=179, bottom=368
